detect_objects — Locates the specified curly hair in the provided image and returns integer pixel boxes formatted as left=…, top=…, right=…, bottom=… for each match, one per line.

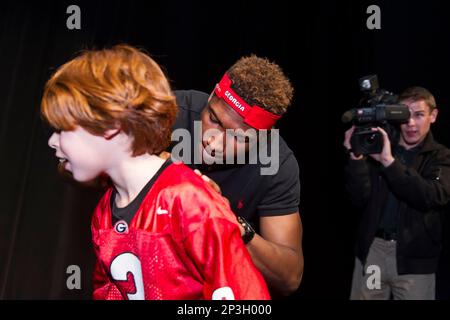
left=41, top=44, right=177, bottom=156
left=226, top=55, right=294, bottom=115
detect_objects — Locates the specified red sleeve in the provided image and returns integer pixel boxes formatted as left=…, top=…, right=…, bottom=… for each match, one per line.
left=92, top=258, right=110, bottom=299
left=183, top=216, right=270, bottom=300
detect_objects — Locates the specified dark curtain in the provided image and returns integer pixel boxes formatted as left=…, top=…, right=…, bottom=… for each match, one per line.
left=0, top=0, right=449, bottom=299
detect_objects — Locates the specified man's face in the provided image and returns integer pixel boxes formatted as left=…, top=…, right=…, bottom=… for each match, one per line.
left=48, top=126, right=113, bottom=181
left=200, top=95, right=257, bottom=163
left=399, top=99, right=438, bottom=149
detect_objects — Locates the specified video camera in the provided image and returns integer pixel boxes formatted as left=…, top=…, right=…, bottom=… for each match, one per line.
left=342, top=75, right=411, bottom=155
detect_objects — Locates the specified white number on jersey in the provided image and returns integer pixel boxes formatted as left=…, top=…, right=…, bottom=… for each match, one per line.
left=110, top=253, right=145, bottom=300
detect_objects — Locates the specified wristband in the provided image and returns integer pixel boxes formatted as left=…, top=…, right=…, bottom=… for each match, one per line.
left=237, top=216, right=255, bottom=244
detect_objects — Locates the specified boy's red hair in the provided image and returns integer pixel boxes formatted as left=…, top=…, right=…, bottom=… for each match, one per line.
left=41, top=44, right=177, bottom=156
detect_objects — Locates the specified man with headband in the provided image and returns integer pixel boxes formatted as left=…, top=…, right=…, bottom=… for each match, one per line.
left=170, top=55, right=303, bottom=296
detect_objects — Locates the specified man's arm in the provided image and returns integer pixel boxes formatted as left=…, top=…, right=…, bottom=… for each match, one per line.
left=343, top=126, right=372, bottom=208
left=369, top=127, right=450, bottom=211
left=194, top=149, right=303, bottom=295
left=382, top=153, right=450, bottom=211
left=245, top=212, right=303, bottom=296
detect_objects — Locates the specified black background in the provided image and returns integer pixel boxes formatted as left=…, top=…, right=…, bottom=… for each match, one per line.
left=0, top=0, right=449, bottom=299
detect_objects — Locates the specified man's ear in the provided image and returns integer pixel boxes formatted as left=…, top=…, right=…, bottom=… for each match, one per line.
left=430, top=108, right=438, bottom=124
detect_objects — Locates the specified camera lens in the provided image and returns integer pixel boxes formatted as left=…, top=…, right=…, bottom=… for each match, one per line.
left=364, top=133, right=378, bottom=145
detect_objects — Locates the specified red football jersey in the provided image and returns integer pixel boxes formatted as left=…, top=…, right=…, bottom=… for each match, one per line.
left=91, top=162, right=270, bottom=300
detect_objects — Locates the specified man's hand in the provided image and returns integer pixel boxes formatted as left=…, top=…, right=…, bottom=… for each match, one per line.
left=158, top=151, right=171, bottom=160
left=194, top=169, right=222, bottom=194
left=368, top=127, right=395, bottom=167
left=344, top=125, right=364, bottom=160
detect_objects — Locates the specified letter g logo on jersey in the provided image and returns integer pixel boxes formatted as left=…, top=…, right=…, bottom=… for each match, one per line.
left=114, top=220, right=129, bottom=234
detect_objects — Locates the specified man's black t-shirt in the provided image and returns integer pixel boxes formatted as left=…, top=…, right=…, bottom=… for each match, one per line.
left=170, top=90, right=300, bottom=225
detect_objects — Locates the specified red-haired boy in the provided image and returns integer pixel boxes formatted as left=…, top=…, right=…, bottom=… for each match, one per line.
left=41, top=45, right=269, bottom=300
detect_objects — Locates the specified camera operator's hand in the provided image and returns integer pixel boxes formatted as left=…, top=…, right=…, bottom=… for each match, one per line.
left=344, top=126, right=364, bottom=160
left=368, top=127, right=395, bottom=167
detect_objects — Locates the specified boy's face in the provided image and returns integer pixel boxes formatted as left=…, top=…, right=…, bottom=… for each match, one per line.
left=48, top=126, right=112, bottom=182
left=399, top=99, right=438, bottom=149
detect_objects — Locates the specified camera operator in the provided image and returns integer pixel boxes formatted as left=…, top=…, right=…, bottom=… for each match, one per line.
left=344, top=87, right=450, bottom=299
